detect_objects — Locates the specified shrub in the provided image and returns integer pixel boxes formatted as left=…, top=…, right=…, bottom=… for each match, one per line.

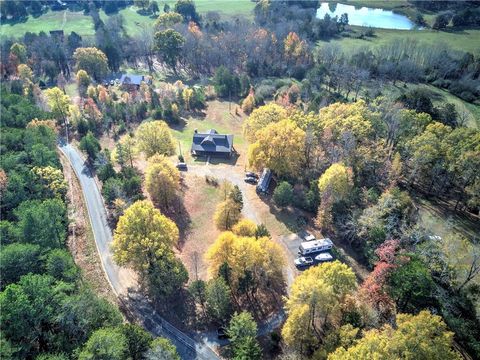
left=273, top=181, right=294, bottom=207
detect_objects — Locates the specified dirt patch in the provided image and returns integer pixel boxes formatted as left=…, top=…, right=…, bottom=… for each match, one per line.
left=59, top=151, right=117, bottom=303
left=177, top=173, right=223, bottom=281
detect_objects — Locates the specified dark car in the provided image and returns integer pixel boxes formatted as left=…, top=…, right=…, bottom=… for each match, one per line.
left=245, top=171, right=259, bottom=179
left=294, top=256, right=314, bottom=268
left=217, top=327, right=228, bottom=339
left=176, top=162, right=187, bottom=170
left=244, top=176, right=258, bottom=184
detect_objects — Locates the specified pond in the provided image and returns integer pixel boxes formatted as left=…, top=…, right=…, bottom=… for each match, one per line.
left=316, top=2, right=417, bottom=30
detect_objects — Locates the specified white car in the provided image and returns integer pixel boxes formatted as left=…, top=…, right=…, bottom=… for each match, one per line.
left=314, top=253, right=334, bottom=263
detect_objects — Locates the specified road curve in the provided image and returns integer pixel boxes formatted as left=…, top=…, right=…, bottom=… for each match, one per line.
left=58, top=142, right=220, bottom=360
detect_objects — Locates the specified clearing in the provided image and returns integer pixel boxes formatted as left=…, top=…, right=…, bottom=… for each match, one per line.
left=1, top=1, right=255, bottom=38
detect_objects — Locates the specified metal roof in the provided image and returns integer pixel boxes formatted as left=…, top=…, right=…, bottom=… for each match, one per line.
left=191, top=129, right=233, bottom=154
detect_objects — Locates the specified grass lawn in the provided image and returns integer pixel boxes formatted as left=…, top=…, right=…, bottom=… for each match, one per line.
left=1, top=1, right=255, bottom=38
left=325, top=27, right=480, bottom=54
left=171, top=100, right=247, bottom=162
left=1, top=10, right=95, bottom=38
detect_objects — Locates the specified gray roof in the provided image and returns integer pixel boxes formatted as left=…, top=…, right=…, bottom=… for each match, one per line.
left=191, top=129, right=233, bottom=154
left=120, top=74, right=149, bottom=86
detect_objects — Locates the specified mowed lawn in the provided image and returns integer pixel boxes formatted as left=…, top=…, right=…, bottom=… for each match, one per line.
left=1, top=10, right=95, bottom=38
left=170, top=100, right=247, bottom=162
left=1, top=1, right=255, bottom=38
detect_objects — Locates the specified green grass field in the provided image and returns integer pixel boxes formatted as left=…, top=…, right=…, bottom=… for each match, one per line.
left=0, top=10, right=95, bottom=38
left=1, top=1, right=255, bottom=38
left=325, top=27, right=480, bottom=54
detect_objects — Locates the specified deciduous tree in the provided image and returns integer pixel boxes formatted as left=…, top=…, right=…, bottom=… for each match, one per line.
left=154, top=29, right=185, bottom=74
left=328, top=311, right=461, bottom=360
left=73, top=47, right=109, bottom=81
left=282, top=261, right=357, bottom=350
left=135, top=120, right=175, bottom=158
left=243, top=103, right=287, bottom=142
left=145, top=155, right=180, bottom=209
left=44, top=87, right=71, bottom=126
left=248, top=119, right=305, bottom=178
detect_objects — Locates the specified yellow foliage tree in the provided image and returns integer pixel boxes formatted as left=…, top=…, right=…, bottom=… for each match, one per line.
left=232, top=219, right=257, bottom=237
left=318, top=163, right=353, bottom=202
left=17, top=64, right=33, bottom=81
left=44, top=87, right=71, bottom=125
left=241, top=92, right=256, bottom=115
left=31, top=166, right=68, bottom=199
left=213, top=200, right=242, bottom=231
left=206, top=231, right=286, bottom=298
left=248, top=119, right=305, bottom=178
left=317, top=163, right=353, bottom=229
left=145, top=155, right=180, bottom=209
left=182, top=87, right=194, bottom=110
left=282, top=261, right=357, bottom=349
left=328, top=311, right=461, bottom=360
left=319, top=100, right=374, bottom=142
left=243, top=103, right=287, bottom=142
left=26, top=119, right=57, bottom=132
left=112, top=200, right=179, bottom=272
left=135, top=120, right=175, bottom=158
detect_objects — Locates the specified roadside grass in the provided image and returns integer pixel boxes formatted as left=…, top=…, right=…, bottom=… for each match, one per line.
left=0, top=10, right=95, bottom=38
left=326, top=27, right=480, bottom=54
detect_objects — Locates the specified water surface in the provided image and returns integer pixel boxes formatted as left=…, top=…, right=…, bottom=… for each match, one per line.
left=316, top=2, right=416, bottom=30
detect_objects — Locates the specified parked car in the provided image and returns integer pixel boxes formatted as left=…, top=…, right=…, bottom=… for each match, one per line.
left=314, top=252, right=334, bottom=263
left=294, top=256, right=314, bottom=268
left=110, top=80, right=115, bottom=86
left=217, top=327, right=228, bottom=339
left=244, top=176, right=258, bottom=184
left=245, top=171, right=259, bottom=179
left=176, top=162, right=187, bottom=170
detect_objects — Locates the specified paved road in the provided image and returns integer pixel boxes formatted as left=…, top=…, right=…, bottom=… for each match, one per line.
left=59, top=142, right=220, bottom=360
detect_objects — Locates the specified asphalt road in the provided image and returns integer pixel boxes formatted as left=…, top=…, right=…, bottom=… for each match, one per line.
left=59, top=142, right=220, bottom=360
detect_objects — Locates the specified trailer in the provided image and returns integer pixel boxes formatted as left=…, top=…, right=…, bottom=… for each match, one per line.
left=298, top=238, right=333, bottom=255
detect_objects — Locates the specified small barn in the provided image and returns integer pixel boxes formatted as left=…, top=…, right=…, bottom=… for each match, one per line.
left=191, top=129, right=234, bottom=158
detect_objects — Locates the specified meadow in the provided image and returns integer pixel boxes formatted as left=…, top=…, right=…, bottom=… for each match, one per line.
left=0, top=1, right=255, bottom=38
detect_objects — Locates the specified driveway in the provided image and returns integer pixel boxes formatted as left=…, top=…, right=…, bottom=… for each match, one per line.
left=59, top=142, right=220, bottom=360
left=184, top=162, right=298, bottom=289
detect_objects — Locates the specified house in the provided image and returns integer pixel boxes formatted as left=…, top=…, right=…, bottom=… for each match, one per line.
left=119, top=74, right=151, bottom=90
left=256, top=168, right=272, bottom=194
left=191, top=129, right=234, bottom=157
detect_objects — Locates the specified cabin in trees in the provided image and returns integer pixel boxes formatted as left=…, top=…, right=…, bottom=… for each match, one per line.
left=119, top=74, right=151, bottom=91
left=191, top=129, right=234, bottom=158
